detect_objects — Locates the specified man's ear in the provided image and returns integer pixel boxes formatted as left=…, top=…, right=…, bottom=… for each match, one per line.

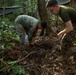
left=55, top=4, right=58, bottom=7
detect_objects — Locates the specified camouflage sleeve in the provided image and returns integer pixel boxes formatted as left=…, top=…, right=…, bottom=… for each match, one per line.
left=28, top=27, right=38, bottom=43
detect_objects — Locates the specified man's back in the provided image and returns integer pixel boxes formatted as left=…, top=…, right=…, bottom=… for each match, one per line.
left=15, top=15, right=39, bottom=34
left=15, top=15, right=39, bottom=28
left=59, top=5, right=76, bottom=23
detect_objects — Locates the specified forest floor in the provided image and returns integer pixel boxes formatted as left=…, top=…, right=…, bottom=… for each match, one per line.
left=0, top=21, right=76, bottom=75
left=0, top=17, right=76, bottom=75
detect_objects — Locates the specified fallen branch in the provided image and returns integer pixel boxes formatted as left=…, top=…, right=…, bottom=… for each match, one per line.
left=0, top=51, right=37, bottom=72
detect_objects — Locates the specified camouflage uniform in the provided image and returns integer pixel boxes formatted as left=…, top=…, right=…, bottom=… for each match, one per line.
left=14, top=15, right=39, bottom=50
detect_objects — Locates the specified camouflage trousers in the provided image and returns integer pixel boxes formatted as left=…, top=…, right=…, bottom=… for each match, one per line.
left=15, top=21, right=26, bottom=50
left=61, top=29, right=76, bottom=55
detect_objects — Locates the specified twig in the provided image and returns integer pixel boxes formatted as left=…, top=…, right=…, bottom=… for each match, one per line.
left=0, top=51, right=37, bottom=72
left=0, top=59, right=8, bottom=65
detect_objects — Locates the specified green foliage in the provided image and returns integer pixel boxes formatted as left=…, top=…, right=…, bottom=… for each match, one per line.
left=10, top=65, right=26, bottom=75
left=0, top=0, right=14, bottom=7
left=8, top=60, right=18, bottom=64
left=0, top=18, right=20, bottom=49
left=0, top=61, right=26, bottom=75
left=0, top=61, right=6, bottom=69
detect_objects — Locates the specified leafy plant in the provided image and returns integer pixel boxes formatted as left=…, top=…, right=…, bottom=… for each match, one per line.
left=10, top=65, right=26, bottom=75
left=0, top=18, right=20, bottom=49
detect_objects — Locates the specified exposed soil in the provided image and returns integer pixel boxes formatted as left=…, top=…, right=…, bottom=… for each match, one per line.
left=0, top=32, right=76, bottom=75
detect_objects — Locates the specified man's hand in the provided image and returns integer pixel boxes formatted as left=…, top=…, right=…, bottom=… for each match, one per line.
left=57, top=32, right=63, bottom=40
left=57, top=32, right=66, bottom=40
left=30, top=40, right=39, bottom=45
left=29, top=37, right=38, bottom=45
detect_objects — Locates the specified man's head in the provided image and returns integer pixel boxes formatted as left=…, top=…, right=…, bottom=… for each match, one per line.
left=38, top=20, right=47, bottom=29
left=46, top=0, right=59, bottom=14
left=46, top=0, right=58, bottom=7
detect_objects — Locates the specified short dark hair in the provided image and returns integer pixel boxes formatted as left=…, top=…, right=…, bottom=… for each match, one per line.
left=41, top=20, right=47, bottom=29
left=46, top=0, right=58, bottom=7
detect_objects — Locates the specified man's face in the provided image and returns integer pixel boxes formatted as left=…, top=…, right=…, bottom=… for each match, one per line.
left=38, top=24, right=42, bottom=29
left=47, top=5, right=58, bottom=14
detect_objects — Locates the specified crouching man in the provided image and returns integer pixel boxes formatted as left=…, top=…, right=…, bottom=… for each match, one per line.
left=15, top=15, right=47, bottom=50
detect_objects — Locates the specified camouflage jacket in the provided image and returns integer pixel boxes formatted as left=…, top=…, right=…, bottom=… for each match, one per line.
left=15, top=15, right=39, bottom=42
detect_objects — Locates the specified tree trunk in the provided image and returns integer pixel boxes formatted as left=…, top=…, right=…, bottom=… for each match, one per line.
left=3, top=0, right=6, bottom=19
left=70, top=0, right=75, bottom=7
left=37, top=0, right=53, bottom=36
left=21, top=0, right=26, bottom=14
